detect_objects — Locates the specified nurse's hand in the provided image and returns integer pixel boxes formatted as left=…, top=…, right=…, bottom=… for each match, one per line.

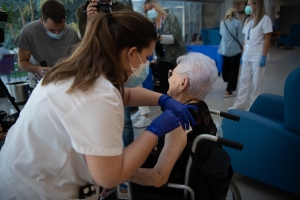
left=146, top=110, right=180, bottom=139
left=259, top=55, right=267, bottom=67
left=158, top=95, right=198, bottom=130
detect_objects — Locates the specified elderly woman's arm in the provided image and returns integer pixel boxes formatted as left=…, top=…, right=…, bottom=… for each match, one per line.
left=131, top=126, right=187, bottom=187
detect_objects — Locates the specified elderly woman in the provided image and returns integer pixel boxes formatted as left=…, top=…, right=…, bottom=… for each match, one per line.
left=125, top=52, right=218, bottom=197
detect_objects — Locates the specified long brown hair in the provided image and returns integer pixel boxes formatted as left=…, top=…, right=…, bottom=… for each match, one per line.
left=246, top=0, right=266, bottom=28
left=42, top=10, right=157, bottom=95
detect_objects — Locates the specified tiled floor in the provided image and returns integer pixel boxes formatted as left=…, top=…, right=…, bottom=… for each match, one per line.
left=0, top=46, right=299, bottom=199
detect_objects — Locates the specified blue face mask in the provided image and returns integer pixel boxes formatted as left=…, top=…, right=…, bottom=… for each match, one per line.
left=124, top=53, right=150, bottom=88
left=46, top=30, right=64, bottom=40
left=147, top=8, right=158, bottom=20
left=245, top=5, right=253, bottom=15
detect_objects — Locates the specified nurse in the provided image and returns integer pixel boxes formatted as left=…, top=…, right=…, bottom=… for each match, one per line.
left=229, top=0, right=272, bottom=110
left=0, top=10, right=196, bottom=200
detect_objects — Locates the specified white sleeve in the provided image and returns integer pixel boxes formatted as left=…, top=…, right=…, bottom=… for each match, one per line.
left=63, top=91, right=124, bottom=156
left=262, top=15, right=273, bottom=34
left=161, top=35, right=174, bottom=44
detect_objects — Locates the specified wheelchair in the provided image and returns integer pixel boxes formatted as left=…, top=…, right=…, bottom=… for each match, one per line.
left=101, top=110, right=243, bottom=200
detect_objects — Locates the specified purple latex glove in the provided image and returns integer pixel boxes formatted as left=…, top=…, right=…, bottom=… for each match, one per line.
left=158, top=94, right=198, bottom=130
left=146, top=110, right=180, bottom=139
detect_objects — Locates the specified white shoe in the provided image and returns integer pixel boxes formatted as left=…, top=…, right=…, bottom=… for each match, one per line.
left=228, top=106, right=243, bottom=111
left=134, top=116, right=152, bottom=128
left=131, top=110, right=141, bottom=120
left=228, top=106, right=237, bottom=111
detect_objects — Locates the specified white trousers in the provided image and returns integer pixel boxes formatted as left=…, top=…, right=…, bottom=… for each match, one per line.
left=233, top=61, right=266, bottom=109
left=136, top=85, right=150, bottom=116
left=139, top=106, right=150, bottom=116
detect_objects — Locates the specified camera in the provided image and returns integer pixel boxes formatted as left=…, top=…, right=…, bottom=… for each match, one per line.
left=96, top=0, right=112, bottom=13
left=0, top=110, right=19, bottom=132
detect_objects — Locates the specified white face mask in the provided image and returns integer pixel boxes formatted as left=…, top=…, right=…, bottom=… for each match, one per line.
left=124, top=52, right=150, bottom=88
left=46, top=30, right=64, bottom=40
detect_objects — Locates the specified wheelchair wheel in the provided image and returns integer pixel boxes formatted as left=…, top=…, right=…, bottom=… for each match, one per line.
left=225, top=180, right=241, bottom=200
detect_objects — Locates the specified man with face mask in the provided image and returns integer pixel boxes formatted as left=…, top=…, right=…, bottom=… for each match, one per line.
left=15, top=0, right=80, bottom=90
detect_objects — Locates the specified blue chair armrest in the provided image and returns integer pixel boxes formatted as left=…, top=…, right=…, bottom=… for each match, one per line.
left=249, top=93, right=284, bottom=122
left=222, top=109, right=300, bottom=195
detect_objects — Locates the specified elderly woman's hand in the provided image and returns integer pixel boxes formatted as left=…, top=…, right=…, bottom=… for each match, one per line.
left=158, top=95, right=198, bottom=130
left=87, top=0, right=100, bottom=19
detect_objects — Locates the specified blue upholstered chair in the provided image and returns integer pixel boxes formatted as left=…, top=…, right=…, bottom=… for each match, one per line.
left=208, top=28, right=221, bottom=45
left=186, top=44, right=223, bottom=74
left=200, top=29, right=209, bottom=45
left=200, top=28, right=221, bottom=46
left=277, top=23, right=300, bottom=49
left=222, top=67, right=300, bottom=196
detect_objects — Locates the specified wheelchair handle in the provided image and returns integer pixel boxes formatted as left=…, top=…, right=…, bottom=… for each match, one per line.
left=217, top=137, right=244, bottom=151
left=210, top=109, right=240, bottom=122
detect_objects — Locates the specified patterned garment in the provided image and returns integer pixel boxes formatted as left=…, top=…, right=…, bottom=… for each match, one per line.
left=157, top=14, right=186, bottom=65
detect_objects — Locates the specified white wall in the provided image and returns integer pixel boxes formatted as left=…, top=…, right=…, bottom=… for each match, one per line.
left=272, top=0, right=300, bottom=17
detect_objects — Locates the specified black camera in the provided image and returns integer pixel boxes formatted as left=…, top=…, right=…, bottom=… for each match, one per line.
left=96, top=0, right=112, bottom=13
left=0, top=110, right=19, bottom=132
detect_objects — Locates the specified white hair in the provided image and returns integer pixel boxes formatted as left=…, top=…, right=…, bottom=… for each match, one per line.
left=176, top=52, right=218, bottom=100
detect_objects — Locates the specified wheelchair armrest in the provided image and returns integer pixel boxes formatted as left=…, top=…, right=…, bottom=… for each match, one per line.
left=249, top=93, right=284, bottom=122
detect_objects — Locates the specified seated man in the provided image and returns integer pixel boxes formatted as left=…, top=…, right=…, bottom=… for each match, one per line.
left=101, top=52, right=218, bottom=197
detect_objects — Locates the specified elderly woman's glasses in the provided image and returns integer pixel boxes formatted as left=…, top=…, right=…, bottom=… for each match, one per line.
left=144, top=5, right=154, bottom=14
left=168, top=70, right=174, bottom=78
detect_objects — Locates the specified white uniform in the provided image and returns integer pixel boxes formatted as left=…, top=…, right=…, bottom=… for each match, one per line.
left=233, top=15, right=273, bottom=109
left=0, top=76, right=124, bottom=199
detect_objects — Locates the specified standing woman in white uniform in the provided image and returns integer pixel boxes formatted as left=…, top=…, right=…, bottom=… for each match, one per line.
left=0, top=11, right=197, bottom=200
left=229, top=0, right=272, bottom=110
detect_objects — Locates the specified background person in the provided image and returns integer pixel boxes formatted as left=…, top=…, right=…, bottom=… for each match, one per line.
left=76, top=0, right=127, bottom=38
left=144, top=0, right=186, bottom=95
left=0, top=11, right=196, bottom=199
left=15, top=0, right=80, bottom=90
left=229, top=0, right=272, bottom=110
left=218, top=8, right=244, bottom=98
left=77, top=0, right=134, bottom=147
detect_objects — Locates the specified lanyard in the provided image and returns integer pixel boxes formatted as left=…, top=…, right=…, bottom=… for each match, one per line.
left=155, top=17, right=164, bottom=35
left=247, top=19, right=254, bottom=40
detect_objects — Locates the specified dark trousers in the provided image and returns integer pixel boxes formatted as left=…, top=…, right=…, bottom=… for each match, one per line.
left=222, top=53, right=241, bottom=92
left=158, top=61, right=176, bottom=94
